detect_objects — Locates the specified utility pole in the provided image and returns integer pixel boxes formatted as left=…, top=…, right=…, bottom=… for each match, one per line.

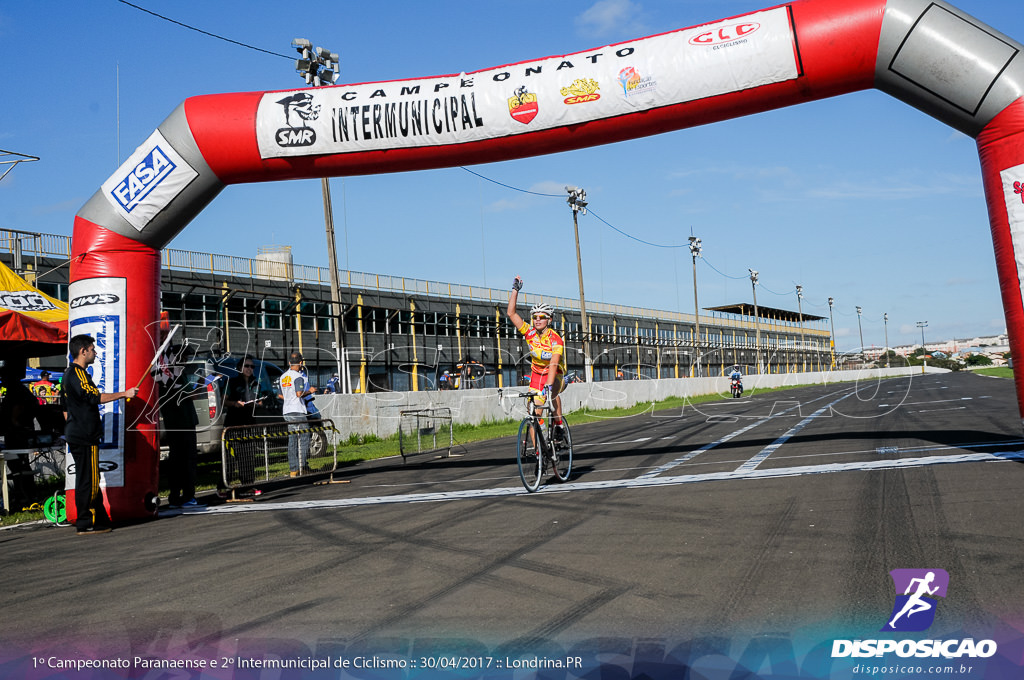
left=884, top=312, right=890, bottom=368
left=566, top=186, right=592, bottom=382
left=828, top=296, right=836, bottom=369
left=749, top=269, right=761, bottom=374
left=689, top=236, right=702, bottom=377
left=856, top=306, right=865, bottom=366
left=796, top=285, right=805, bottom=372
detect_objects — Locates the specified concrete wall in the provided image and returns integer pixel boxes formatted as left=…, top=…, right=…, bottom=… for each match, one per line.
left=311, top=366, right=946, bottom=439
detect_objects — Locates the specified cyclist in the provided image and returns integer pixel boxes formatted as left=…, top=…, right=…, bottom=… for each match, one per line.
left=506, top=276, right=567, bottom=437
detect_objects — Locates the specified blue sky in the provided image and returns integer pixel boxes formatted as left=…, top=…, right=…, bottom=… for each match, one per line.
left=1, top=0, right=1019, bottom=350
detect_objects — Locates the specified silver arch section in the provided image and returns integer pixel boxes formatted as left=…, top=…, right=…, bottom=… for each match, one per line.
left=77, top=102, right=224, bottom=249
left=876, top=0, right=1024, bottom=138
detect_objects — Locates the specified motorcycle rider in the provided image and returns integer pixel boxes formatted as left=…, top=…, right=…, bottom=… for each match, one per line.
left=729, top=366, right=743, bottom=396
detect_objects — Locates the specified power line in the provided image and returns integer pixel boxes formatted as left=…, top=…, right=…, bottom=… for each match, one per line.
left=116, top=0, right=292, bottom=60
left=459, top=166, right=562, bottom=197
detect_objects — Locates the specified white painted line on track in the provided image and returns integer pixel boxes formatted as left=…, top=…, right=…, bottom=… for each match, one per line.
left=735, top=390, right=858, bottom=472
left=637, top=386, right=862, bottom=479
left=879, top=397, right=973, bottom=407
left=164, top=452, right=1022, bottom=517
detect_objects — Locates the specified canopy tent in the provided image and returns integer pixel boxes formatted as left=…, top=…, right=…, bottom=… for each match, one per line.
left=0, top=259, right=68, bottom=358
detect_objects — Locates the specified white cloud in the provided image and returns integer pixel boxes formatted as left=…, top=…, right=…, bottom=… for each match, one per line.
left=575, top=0, right=647, bottom=38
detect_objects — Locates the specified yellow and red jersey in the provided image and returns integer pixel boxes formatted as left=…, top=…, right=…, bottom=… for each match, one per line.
left=517, top=321, right=566, bottom=376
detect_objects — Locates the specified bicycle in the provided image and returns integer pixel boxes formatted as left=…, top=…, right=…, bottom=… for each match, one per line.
left=514, top=391, right=573, bottom=492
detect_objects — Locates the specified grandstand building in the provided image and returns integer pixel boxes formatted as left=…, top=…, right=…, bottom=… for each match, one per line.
left=2, top=229, right=831, bottom=392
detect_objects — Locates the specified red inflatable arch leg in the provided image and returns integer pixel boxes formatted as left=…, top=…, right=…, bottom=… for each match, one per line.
left=65, top=218, right=161, bottom=523
left=978, top=99, right=1024, bottom=431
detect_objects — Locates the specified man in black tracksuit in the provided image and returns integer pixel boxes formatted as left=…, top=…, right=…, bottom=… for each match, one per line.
left=61, top=334, right=138, bottom=535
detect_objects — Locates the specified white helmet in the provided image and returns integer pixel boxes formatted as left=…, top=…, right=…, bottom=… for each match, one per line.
left=530, top=303, right=554, bottom=318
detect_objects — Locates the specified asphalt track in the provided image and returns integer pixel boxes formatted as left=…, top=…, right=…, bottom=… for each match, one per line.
left=3, top=370, right=1023, bottom=675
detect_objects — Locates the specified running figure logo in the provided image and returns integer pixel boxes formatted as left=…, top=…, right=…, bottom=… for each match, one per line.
left=882, top=569, right=949, bottom=632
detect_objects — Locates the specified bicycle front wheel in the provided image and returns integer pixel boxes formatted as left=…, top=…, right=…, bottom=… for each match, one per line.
left=517, top=418, right=544, bottom=492
left=551, top=417, right=573, bottom=482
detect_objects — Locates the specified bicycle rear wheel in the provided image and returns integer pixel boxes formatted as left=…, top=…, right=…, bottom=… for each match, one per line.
left=516, top=418, right=544, bottom=492
left=551, top=417, right=573, bottom=482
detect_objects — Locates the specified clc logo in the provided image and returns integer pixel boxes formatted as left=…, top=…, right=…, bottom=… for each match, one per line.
left=882, top=569, right=949, bottom=632
left=689, top=22, right=760, bottom=46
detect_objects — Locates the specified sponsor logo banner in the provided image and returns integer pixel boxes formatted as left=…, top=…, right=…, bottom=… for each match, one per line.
left=255, top=7, right=797, bottom=158
left=0, top=260, right=69, bottom=322
left=67, top=278, right=128, bottom=488
left=1000, top=164, right=1024, bottom=308
left=101, top=130, right=199, bottom=233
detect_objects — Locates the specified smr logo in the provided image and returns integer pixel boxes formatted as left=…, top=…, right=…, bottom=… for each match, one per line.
left=70, top=293, right=120, bottom=309
left=275, top=92, right=320, bottom=147
left=881, top=569, right=949, bottom=632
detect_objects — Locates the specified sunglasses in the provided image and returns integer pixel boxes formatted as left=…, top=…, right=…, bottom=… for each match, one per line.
left=532, top=314, right=551, bottom=320
left=242, top=364, right=255, bottom=369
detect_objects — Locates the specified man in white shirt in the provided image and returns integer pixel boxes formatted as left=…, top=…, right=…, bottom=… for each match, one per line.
left=281, top=351, right=317, bottom=476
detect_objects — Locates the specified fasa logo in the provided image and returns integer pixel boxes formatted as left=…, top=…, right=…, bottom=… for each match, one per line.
left=689, top=22, right=761, bottom=46
left=110, top=146, right=177, bottom=213
left=275, top=92, right=319, bottom=147
left=882, top=568, right=949, bottom=632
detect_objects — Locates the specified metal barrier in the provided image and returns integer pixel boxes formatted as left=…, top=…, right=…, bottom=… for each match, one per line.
left=398, top=409, right=453, bottom=461
left=221, top=418, right=340, bottom=495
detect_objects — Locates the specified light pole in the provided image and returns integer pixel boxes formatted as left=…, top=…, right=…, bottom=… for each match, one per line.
left=856, top=305, right=865, bottom=365
left=884, top=312, right=890, bottom=368
left=749, top=269, right=761, bottom=374
left=566, top=186, right=592, bottom=382
left=689, top=236, right=702, bottom=377
left=795, top=285, right=805, bottom=372
left=292, top=38, right=345, bottom=390
left=828, top=297, right=836, bottom=369
left=917, top=320, right=928, bottom=373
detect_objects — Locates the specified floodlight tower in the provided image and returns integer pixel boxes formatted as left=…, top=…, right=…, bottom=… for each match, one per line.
left=689, top=235, right=703, bottom=377
left=749, top=269, right=761, bottom=374
left=292, top=38, right=346, bottom=390
left=566, top=186, right=592, bottom=382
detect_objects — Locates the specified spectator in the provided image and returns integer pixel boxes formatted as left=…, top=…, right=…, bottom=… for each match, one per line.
left=224, top=355, right=262, bottom=488
left=280, top=352, right=316, bottom=476
left=61, top=334, right=138, bottom=535
left=31, top=370, right=57, bottom=405
left=154, top=342, right=200, bottom=508
left=0, top=359, right=40, bottom=508
left=324, top=373, right=341, bottom=394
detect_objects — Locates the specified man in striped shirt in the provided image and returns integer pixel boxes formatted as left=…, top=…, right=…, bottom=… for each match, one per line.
left=61, top=334, right=138, bottom=535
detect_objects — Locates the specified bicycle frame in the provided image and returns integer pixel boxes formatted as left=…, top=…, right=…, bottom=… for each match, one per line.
left=514, top=392, right=572, bottom=492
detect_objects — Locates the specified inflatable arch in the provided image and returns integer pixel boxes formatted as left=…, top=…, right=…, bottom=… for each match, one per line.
left=68, top=0, right=1024, bottom=521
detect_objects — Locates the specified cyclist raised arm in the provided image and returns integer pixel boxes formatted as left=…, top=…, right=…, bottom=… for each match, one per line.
left=506, top=276, right=567, bottom=428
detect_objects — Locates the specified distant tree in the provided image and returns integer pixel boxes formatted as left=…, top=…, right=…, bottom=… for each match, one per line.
left=874, top=350, right=908, bottom=368
left=965, top=354, right=993, bottom=366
